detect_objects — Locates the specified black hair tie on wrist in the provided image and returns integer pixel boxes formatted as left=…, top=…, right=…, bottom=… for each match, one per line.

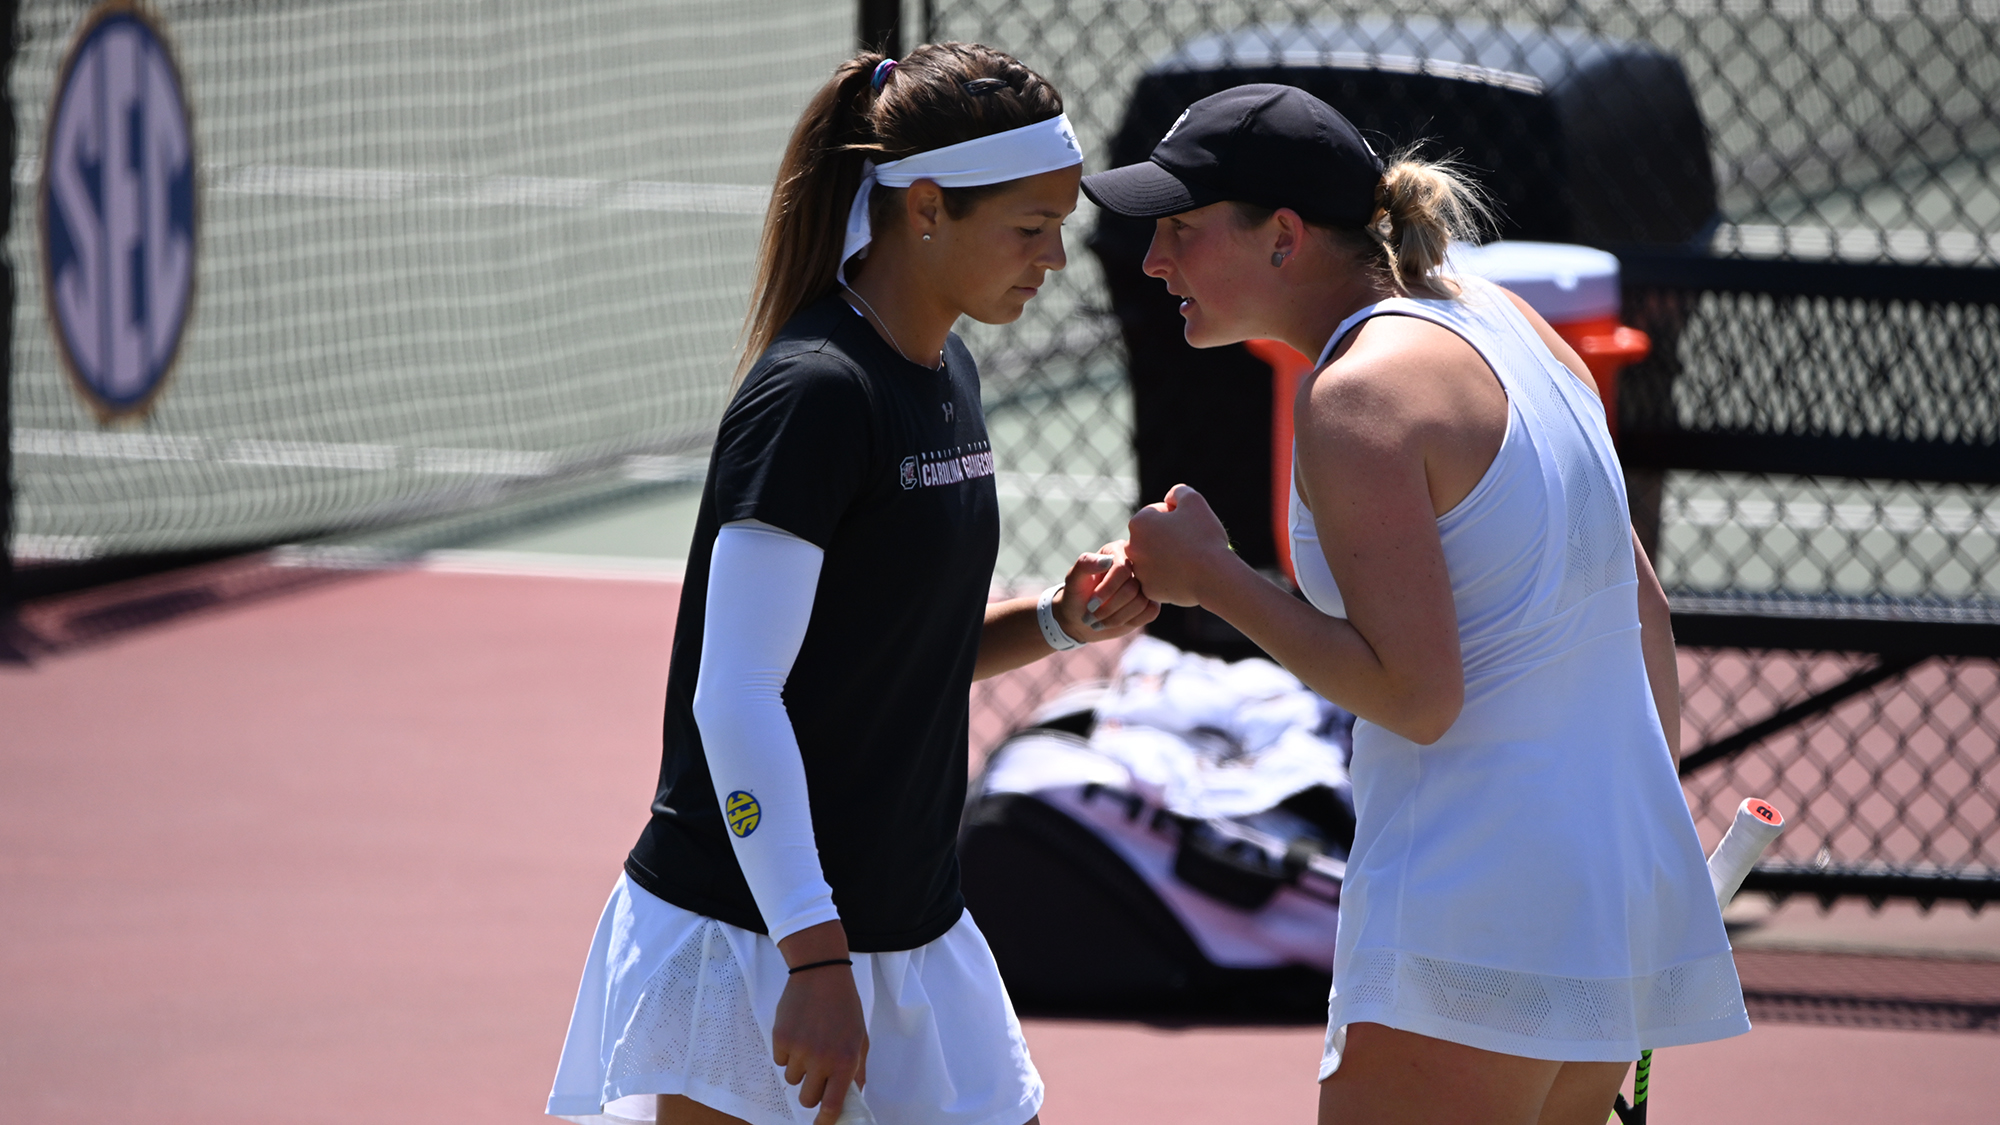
left=788, top=957, right=854, bottom=975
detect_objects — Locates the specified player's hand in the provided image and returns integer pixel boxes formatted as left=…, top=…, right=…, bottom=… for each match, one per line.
left=1125, top=484, right=1232, bottom=607
left=1053, top=543, right=1159, bottom=641
left=773, top=923, right=867, bottom=1125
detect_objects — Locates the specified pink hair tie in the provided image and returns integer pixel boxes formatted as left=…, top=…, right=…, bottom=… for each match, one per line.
left=872, top=58, right=898, bottom=91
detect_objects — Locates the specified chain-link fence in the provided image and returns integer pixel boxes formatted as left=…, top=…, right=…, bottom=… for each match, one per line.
left=933, top=0, right=1999, bottom=266
left=936, top=0, right=2000, bottom=903
left=1680, top=651, right=1998, bottom=897
left=1619, top=254, right=1999, bottom=899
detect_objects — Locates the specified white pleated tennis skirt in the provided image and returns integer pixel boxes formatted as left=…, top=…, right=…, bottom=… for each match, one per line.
left=547, top=875, right=1043, bottom=1125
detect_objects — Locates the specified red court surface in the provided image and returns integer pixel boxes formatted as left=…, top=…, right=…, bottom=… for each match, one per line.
left=4, top=566, right=1997, bottom=1124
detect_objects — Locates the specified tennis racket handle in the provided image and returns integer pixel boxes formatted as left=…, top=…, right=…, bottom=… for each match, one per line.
left=1707, top=798, right=1785, bottom=910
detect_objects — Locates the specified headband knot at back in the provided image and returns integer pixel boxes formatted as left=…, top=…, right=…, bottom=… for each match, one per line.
left=838, top=113, right=1083, bottom=285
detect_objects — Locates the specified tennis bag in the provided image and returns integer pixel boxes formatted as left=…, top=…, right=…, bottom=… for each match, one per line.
left=959, top=638, right=1356, bottom=1018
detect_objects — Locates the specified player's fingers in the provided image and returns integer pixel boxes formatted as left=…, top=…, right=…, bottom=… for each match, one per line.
left=1066, top=551, right=1113, bottom=586
left=1084, top=554, right=1134, bottom=603
left=1089, top=575, right=1144, bottom=627
left=1062, top=552, right=1110, bottom=602
left=812, top=1073, right=848, bottom=1125
left=1165, top=483, right=1199, bottom=510
left=1095, top=594, right=1163, bottom=636
left=797, top=1066, right=829, bottom=1111
left=781, top=1047, right=805, bottom=1087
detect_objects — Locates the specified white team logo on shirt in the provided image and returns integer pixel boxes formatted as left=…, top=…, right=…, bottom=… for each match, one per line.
left=901, top=442, right=996, bottom=490
left=943, top=402, right=955, bottom=422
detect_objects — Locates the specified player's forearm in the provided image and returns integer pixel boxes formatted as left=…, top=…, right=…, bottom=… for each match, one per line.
left=1191, top=552, right=1463, bottom=743
left=697, top=526, right=842, bottom=944
left=776, top=919, right=851, bottom=966
left=1632, top=528, right=1682, bottom=759
left=973, top=595, right=1052, bottom=680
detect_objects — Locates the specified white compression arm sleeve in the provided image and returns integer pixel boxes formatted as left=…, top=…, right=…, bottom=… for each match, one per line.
left=692, top=522, right=841, bottom=945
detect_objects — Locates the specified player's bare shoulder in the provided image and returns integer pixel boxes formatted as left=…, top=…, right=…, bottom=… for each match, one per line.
left=1305, top=315, right=1484, bottom=450
left=1300, top=338, right=1420, bottom=459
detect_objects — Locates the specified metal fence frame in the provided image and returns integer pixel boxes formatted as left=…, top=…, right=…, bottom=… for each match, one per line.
left=921, top=0, right=2000, bottom=908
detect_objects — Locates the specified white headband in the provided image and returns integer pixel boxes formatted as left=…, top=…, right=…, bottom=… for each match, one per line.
left=838, top=113, right=1083, bottom=285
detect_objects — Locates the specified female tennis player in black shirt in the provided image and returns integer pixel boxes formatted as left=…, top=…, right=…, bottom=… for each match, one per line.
left=548, top=44, right=1155, bottom=1125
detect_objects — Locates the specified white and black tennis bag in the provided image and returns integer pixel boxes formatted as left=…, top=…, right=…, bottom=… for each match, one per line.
left=960, top=637, right=1356, bottom=1017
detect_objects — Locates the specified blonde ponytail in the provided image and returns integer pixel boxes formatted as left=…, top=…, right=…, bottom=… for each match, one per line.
left=1368, top=156, right=1494, bottom=294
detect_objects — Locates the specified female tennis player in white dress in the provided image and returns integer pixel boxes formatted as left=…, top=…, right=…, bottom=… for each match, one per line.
left=1094, top=85, right=1751, bottom=1124
left=547, top=44, right=1156, bottom=1125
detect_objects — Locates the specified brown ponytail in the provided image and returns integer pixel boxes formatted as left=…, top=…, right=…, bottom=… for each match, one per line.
left=1367, top=155, right=1495, bottom=294
left=735, top=42, right=1064, bottom=385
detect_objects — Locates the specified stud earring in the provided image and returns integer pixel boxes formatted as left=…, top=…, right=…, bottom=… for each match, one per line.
left=923, top=233, right=933, bottom=242
left=1271, top=251, right=1286, bottom=267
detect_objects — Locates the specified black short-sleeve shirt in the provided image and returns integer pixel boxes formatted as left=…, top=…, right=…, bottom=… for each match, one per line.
left=624, top=292, right=1000, bottom=952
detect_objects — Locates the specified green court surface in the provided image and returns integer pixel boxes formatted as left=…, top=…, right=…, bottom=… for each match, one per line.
left=331, top=366, right=1144, bottom=585
left=453, top=482, right=705, bottom=562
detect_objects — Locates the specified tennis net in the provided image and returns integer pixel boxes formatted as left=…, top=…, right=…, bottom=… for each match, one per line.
left=7, top=0, right=851, bottom=568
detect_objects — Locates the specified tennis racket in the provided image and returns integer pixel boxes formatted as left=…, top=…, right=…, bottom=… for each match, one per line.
left=1612, top=798, right=1786, bottom=1125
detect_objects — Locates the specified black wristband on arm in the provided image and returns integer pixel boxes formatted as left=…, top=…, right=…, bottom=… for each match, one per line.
left=787, top=957, right=854, bottom=975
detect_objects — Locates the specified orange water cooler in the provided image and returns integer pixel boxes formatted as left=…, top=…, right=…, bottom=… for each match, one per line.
left=1251, top=241, right=1651, bottom=582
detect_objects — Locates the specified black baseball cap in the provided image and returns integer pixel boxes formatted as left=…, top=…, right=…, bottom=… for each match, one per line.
left=1082, top=84, right=1384, bottom=227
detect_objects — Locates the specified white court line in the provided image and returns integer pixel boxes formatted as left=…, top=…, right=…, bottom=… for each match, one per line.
left=224, top=439, right=397, bottom=471
left=271, top=544, right=686, bottom=582
left=12, top=428, right=1134, bottom=501
left=11, top=534, right=102, bottom=561
left=13, top=428, right=207, bottom=461
left=412, top=447, right=559, bottom=477
left=14, top=428, right=706, bottom=483
left=415, top=549, right=686, bottom=582
left=13, top=156, right=771, bottom=216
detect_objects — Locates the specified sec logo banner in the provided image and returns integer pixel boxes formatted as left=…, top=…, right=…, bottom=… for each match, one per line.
left=725, top=790, right=762, bottom=837
left=40, top=2, right=198, bottom=420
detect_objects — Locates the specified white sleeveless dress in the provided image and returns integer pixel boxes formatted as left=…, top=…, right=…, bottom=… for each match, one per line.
left=1290, top=276, right=1750, bottom=1075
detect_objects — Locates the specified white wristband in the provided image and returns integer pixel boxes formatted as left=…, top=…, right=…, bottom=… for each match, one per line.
left=1037, top=583, right=1087, bottom=651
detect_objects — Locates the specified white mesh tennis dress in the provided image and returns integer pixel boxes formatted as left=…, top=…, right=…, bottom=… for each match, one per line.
left=1289, top=275, right=1750, bottom=1075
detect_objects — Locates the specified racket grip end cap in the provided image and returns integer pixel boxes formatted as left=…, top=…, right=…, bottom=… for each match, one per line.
left=1708, top=797, right=1787, bottom=910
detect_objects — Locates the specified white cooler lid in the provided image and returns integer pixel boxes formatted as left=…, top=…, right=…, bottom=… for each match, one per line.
left=1447, top=240, right=1622, bottom=323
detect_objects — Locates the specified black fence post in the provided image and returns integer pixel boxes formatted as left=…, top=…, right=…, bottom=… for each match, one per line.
left=0, top=0, right=18, bottom=623
left=858, top=0, right=902, bottom=56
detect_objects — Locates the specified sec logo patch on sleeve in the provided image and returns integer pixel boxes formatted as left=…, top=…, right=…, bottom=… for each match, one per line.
left=725, top=791, right=761, bottom=837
